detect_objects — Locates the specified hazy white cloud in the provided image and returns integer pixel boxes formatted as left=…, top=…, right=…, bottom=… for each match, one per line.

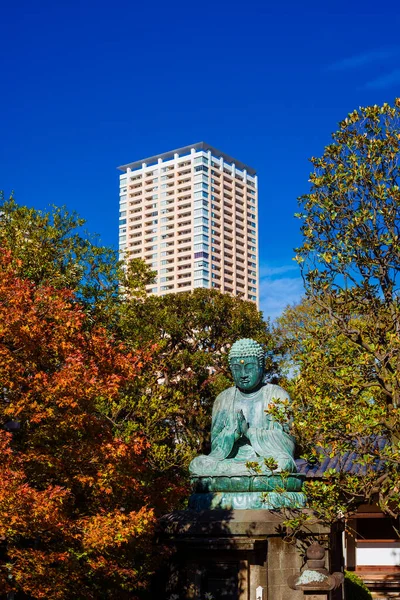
left=364, top=69, right=400, bottom=89
left=329, top=48, right=398, bottom=71
left=258, top=264, right=304, bottom=321
left=259, top=264, right=298, bottom=278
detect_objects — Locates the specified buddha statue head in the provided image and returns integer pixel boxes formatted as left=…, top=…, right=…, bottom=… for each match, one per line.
left=228, top=338, right=265, bottom=392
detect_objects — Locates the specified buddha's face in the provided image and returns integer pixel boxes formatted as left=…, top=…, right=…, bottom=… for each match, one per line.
left=230, top=356, right=263, bottom=392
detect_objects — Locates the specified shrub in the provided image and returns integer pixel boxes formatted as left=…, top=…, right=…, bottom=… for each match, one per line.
left=344, top=571, right=372, bottom=600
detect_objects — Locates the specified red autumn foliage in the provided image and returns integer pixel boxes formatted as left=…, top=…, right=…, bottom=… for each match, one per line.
left=0, top=248, right=165, bottom=599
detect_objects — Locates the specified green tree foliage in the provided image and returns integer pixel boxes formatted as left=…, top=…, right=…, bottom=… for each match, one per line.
left=278, top=99, right=400, bottom=525
left=115, top=288, right=275, bottom=475
left=277, top=298, right=390, bottom=522
left=0, top=194, right=155, bottom=325
left=295, top=100, right=400, bottom=410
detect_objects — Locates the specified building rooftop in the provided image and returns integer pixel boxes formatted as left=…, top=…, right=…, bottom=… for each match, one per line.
left=117, top=141, right=257, bottom=176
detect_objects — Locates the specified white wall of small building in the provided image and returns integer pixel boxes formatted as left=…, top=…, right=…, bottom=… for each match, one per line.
left=356, top=542, right=400, bottom=566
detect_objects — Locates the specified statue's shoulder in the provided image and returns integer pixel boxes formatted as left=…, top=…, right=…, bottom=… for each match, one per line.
left=214, top=386, right=235, bottom=406
left=261, top=383, right=291, bottom=402
left=212, top=386, right=235, bottom=420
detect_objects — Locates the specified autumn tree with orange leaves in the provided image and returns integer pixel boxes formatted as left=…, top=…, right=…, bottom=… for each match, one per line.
left=0, top=246, right=175, bottom=600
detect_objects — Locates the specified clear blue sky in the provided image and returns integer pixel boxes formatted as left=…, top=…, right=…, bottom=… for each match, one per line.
left=1, top=0, right=400, bottom=319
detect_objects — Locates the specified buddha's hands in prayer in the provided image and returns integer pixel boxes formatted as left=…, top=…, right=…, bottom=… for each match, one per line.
left=236, top=409, right=248, bottom=436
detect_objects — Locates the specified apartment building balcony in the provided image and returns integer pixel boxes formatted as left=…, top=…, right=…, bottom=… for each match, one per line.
left=129, top=198, right=142, bottom=206
left=177, top=219, right=191, bottom=228
left=177, top=212, right=191, bottom=222
left=177, top=246, right=191, bottom=254
left=177, top=263, right=192, bottom=272
left=177, top=272, right=191, bottom=280
left=178, top=230, right=191, bottom=238
left=176, top=193, right=191, bottom=203
left=177, top=168, right=191, bottom=176
left=175, top=248, right=189, bottom=258
left=177, top=199, right=191, bottom=209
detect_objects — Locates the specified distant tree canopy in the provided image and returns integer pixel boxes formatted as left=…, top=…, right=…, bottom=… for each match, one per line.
left=277, top=100, right=400, bottom=529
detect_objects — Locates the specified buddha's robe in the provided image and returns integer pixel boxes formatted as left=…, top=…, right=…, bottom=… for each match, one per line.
left=189, top=383, right=297, bottom=476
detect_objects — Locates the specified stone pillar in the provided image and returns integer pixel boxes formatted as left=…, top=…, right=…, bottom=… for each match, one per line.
left=158, top=510, right=341, bottom=600
left=268, top=536, right=303, bottom=600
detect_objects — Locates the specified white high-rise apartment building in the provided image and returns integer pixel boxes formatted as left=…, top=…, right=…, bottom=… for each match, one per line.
left=118, top=142, right=258, bottom=304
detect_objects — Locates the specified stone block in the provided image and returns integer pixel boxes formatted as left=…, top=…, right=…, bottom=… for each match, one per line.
left=269, top=568, right=303, bottom=593
left=280, top=585, right=304, bottom=600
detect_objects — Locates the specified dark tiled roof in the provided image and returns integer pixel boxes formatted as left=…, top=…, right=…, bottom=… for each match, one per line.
left=295, top=437, right=388, bottom=478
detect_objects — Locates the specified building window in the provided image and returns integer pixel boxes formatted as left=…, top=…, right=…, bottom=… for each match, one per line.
left=194, top=173, right=209, bottom=183
left=194, top=268, right=210, bottom=277
left=194, top=155, right=208, bottom=165
left=194, top=182, right=209, bottom=192
left=194, top=217, right=209, bottom=227
left=194, top=226, right=209, bottom=235
left=194, top=208, right=209, bottom=218
left=194, top=190, right=209, bottom=200
left=194, top=243, right=209, bottom=252
left=194, top=260, right=209, bottom=268
left=194, top=278, right=209, bottom=288
left=194, top=200, right=209, bottom=210
left=194, top=234, right=209, bottom=244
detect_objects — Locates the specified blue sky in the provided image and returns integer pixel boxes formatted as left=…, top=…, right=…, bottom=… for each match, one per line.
left=1, top=0, right=400, bottom=320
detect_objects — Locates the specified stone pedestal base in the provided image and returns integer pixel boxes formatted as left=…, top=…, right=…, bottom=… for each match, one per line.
left=158, top=510, right=343, bottom=600
left=189, top=491, right=307, bottom=510
left=189, top=474, right=306, bottom=511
